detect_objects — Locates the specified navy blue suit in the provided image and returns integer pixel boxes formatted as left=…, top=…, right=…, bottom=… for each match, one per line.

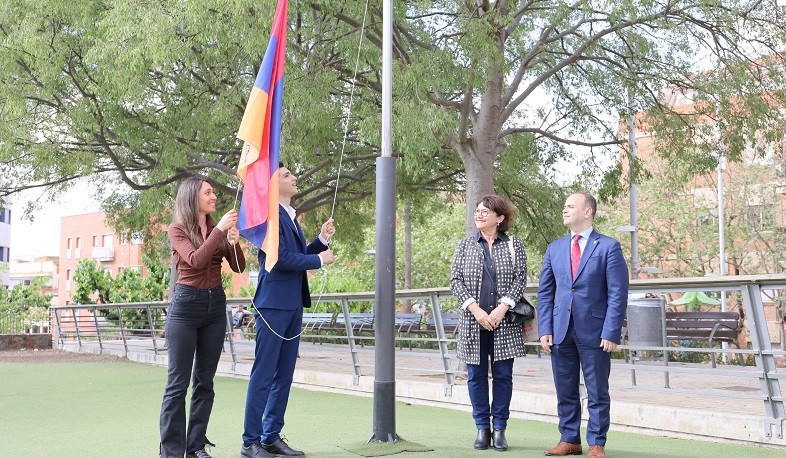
left=242, top=205, right=328, bottom=446
left=537, top=229, right=628, bottom=446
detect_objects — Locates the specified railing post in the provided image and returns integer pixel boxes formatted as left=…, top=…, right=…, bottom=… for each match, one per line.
left=741, top=283, right=785, bottom=439
left=73, top=308, right=83, bottom=350
left=225, top=307, right=237, bottom=372
left=661, top=304, right=670, bottom=388
left=430, top=294, right=455, bottom=395
left=117, top=306, right=128, bottom=357
left=53, top=307, right=63, bottom=349
left=340, top=298, right=362, bottom=385
left=92, top=305, right=103, bottom=354
left=146, top=305, right=159, bottom=356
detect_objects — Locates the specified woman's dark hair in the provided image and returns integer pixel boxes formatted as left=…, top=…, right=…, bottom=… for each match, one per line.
left=173, top=177, right=218, bottom=249
left=476, top=194, right=515, bottom=232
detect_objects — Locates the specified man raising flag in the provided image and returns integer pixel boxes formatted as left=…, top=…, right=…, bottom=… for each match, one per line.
left=237, top=2, right=336, bottom=457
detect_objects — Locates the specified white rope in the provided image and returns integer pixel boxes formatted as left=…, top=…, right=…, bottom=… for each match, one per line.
left=231, top=0, right=371, bottom=339
left=329, top=0, right=370, bottom=220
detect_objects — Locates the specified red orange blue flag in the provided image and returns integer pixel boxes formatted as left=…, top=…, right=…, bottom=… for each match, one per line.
left=236, top=0, right=288, bottom=272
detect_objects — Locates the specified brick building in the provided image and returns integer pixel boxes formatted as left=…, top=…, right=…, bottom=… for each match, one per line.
left=58, top=211, right=250, bottom=306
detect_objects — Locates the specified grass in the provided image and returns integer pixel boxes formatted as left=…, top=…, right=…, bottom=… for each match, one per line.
left=0, top=359, right=783, bottom=457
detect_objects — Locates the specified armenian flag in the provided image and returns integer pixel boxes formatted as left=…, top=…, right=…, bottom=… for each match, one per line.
left=236, top=0, right=288, bottom=272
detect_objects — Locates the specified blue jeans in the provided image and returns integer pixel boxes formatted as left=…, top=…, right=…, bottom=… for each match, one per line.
left=160, top=284, right=227, bottom=457
left=466, top=330, right=514, bottom=430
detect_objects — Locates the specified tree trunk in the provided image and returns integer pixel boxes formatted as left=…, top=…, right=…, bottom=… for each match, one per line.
left=462, top=146, right=496, bottom=236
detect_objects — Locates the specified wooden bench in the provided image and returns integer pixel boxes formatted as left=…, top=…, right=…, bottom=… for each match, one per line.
left=394, top=313, right=423, bottom=350
left=301, top=312, right=336, bottom=344
left=665, top=311, right=744, bottom=367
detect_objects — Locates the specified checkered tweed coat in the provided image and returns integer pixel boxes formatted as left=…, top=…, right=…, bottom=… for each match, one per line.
left=450, top=233, right=528, bottom=365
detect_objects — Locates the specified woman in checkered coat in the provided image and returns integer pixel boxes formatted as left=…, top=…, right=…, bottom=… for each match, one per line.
left=450, top=195, right=527, bottom=452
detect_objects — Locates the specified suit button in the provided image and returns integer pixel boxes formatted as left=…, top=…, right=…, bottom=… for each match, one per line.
left=571, top=288, right=575, bottom=292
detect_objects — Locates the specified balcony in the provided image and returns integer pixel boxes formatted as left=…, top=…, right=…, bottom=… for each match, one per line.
left=91, top=246, right=114, bottom=262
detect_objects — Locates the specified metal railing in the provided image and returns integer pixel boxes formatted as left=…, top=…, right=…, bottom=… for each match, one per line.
left=52, top=274, right=786, bottom=439
left=0, top=308, right=50, bottom=334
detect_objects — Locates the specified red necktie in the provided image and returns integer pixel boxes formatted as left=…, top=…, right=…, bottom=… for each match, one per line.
left=571, top=234, right=582, bottom=279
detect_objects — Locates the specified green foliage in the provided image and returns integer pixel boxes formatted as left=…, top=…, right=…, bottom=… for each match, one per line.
left=3, top=0, right=786, bottom=257
left=73, top=260, right=112, bottom=304
left=0, top=276, right=53, bottom=311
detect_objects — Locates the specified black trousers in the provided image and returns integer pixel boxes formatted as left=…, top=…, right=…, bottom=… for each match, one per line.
left=160, top=284, right=227, bottom=457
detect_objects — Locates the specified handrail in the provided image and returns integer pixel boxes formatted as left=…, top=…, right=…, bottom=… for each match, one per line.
left=51, top=274, right=786, bottom=439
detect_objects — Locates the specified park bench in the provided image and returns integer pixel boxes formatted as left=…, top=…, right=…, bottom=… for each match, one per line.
left=394, top=313, right=423, bottom=350
left=665, top=311, right=744, bottom=367
left=301, top=312, right=336, bottom=344
left=335, top=312, right=375, bottom=347
left=415, top=313, right=460, bottom=349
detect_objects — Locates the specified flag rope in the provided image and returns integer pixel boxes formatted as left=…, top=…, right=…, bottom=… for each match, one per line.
left=233, top=0, right=371, bottom=340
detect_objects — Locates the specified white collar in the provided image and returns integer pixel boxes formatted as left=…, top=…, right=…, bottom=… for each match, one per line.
left=281, top=204, right=296, bottom=222
left=570, top=227, right=594, bottom=240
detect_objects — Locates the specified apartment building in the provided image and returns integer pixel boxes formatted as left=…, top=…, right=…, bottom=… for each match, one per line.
left=58, top=211, right=250, bottom=305
left=8, top=256, right=59, bottom=306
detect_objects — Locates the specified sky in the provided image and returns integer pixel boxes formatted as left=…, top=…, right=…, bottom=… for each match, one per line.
left=9, top=180, right=102, bottom=260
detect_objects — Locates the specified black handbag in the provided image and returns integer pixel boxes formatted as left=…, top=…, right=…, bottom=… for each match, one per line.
left=505, top=240, right=535, bottom=324
left=506, top=296, right=535, bottom=324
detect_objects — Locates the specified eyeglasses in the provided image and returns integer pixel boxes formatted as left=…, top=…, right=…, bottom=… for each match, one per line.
left=474, top=209, right=492, bottom=217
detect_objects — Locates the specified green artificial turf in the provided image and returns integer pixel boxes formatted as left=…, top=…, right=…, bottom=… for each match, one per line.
left=1, top=359, right=783, bottom=457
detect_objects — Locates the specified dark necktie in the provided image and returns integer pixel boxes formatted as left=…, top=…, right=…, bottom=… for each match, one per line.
left=571, top=234, right=582, bottom=279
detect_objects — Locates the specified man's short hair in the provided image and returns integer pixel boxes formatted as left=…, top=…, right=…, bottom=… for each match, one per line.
left=575, top=192, right=597, bottom=218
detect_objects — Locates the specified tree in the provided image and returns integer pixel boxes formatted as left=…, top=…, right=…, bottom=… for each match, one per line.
left=0, top=276, right=53, bottom=311
left=72, top=259, right=112, bottom=304
left=3, top=1, right=785, bottom=244
left=0, top=0, right=387, bottom=248
left=292, top=1, right=786, bottom=234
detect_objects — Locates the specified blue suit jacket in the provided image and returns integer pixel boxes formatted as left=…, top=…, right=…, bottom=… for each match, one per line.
left=537, top=230, right=629, bottom=345
left=253, top=205, right=328, bottom=311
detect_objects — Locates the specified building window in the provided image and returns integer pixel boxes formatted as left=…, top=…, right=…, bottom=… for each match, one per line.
left=103, top=234, right=113, bottom=248
left=0, top=208, right=5, bottom=223
left=93, top=235, right=99, bottom=247
left=131, top=231, right=144, bottom=245
left=75, top=237, right=82, bottom=258
left=120, top=233, right=128, bottom=245
left=0, top=246, right=9, bottom=262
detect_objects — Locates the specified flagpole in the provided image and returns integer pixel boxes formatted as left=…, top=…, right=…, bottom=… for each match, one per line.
left=372, top=0, right=397, bottom=443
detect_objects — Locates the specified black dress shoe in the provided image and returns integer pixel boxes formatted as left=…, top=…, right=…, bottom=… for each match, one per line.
left=241, top=443, right=274, bottom=458
left=474, top=428, right=491, bottom=450
left=186, top=449, right=212, bottom=458
left=492, top=429, right=508, bottom=451
left=262, top=438, right=305, bottom=456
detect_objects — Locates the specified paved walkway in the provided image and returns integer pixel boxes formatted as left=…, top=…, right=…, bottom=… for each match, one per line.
left=62, top=336, right=785, bottom=449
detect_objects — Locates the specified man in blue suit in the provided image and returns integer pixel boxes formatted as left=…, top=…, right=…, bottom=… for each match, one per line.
left=241, top=166, right=335, bottom=458
left=537, top=193, right=628, bottom=458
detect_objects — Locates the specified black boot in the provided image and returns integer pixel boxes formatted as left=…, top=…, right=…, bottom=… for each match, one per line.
left=492, top=429, right=508, bottom=451
left=474, top=428, right=491, bottom=450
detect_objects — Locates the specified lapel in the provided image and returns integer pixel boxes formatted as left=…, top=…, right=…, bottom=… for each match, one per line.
left=279, top=205, right=306, bottom=250
left=559, top=234, right=572, bottom=279
left=573, top=230, right=600, bottom=283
